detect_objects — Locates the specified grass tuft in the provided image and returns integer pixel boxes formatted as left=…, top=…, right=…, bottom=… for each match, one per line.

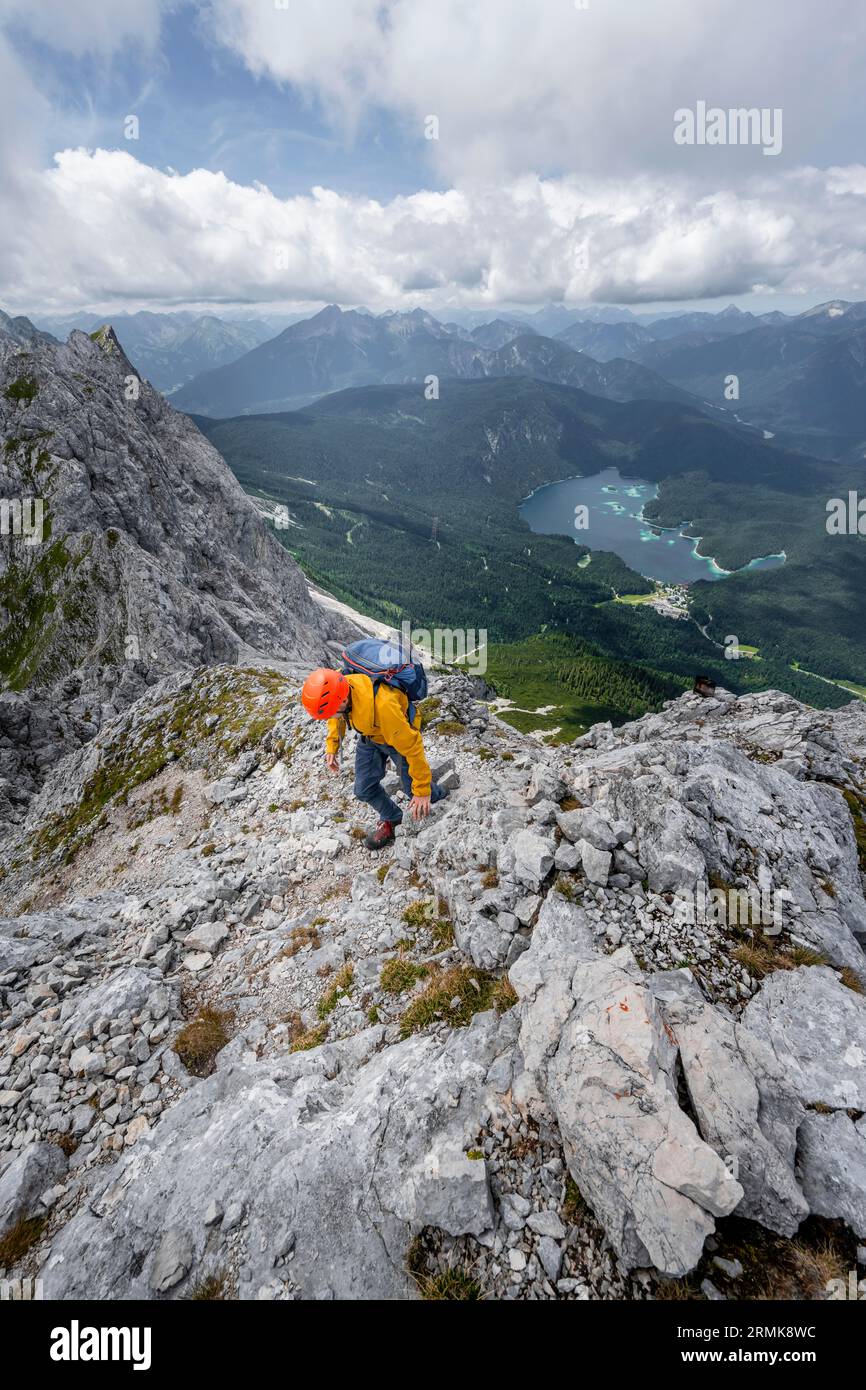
left=380, top=957, right=429, bottom=993
left=317, top=962, right=354, bottom=1018
left=187, top=1274, right=227, bottom=1300
left=173, top=1005, right=233, bottom=1077
left=0, top=1214, right=47, bottom=1266
left=399, top=964, right=514, bottom=1038
left=290, top=1022, right=328, bottom=1052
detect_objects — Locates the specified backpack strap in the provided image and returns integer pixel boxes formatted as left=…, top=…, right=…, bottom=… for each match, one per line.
left=368, top=674, right=417, bottom=730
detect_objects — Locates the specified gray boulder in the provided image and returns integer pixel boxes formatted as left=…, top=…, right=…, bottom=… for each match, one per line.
left=742, top=966, right=866, bottom=1110
left=513, top=945, right=742, bottom=1275
left=0, top=1141, right=68, bottom=1236
left=797, top=1112, right=866, bottom=1238
left=578, top=839, right=611, bottom=886
left=501, top=829, right=554, bottom=891
left=649, top=970, right=808, bottom=1236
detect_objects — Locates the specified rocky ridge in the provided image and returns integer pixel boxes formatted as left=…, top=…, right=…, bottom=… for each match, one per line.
left=2, top=670, right=865, bottom=1300
left=0, top=320, right=354, bottom=821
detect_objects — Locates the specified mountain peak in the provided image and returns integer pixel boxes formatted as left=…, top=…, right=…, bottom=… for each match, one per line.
left=0, top=322, right=355, bottom=811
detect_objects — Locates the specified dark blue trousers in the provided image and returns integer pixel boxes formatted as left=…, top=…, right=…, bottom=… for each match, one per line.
left=353, top=738, right=447, bottom=822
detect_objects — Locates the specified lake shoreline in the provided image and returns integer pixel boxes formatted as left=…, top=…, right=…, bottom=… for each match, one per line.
left=520, top=468, right=787, bottom=584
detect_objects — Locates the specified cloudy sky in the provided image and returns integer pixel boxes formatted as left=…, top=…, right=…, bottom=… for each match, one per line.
left=3, top=0, right=866, bottom=317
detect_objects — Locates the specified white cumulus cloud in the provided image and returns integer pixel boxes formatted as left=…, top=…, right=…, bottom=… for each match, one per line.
left=202, top=0, right=866, bottom=180
left=4, top=149, right=866, bottom=314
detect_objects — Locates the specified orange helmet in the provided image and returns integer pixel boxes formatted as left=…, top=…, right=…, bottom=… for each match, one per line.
left=301, top=668, right=349, bottom=720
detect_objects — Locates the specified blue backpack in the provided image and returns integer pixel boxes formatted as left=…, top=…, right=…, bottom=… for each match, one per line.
left=340, top=638, right=428, bottom=726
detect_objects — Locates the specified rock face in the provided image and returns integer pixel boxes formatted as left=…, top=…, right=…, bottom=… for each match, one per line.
left=514, top=945, right=743, bottom=1276
left=1, top=662, right=865, bottom=1300
left=796, top=1112, right=866, bottom=1238
left=742, top=966, right=866, bottom=1110
left=649, top=969, right=808, bottom=1236
left=42, top=1009, right=516, bottom=1300
left=0, top=1141, right=67, bottom=1236
left=0, top=320, right=354, bottom=818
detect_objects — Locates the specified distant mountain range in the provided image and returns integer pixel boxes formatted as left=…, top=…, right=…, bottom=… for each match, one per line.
left=632, top=300, right=866, bottom=445
left=0, top=308, right=56, bottom=348
left=27, top=297, right=866, bottom=454
left=32, top=310, right=294, bottom=391
left=170, top=304, right=697, bottom=417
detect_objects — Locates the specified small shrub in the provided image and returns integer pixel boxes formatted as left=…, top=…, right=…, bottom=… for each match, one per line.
left=436, top=720, right=466, bottom=736
left=417, top=696, right=442, bottom=727
left=840, top=966, right=865, bottom=994
left=201, top=843, right=216, bottom=857
left=5, top=375, right=39, bottom=405
left=500, top=751, right=514, bottom=762
left=481, top=868, right=499, bottom=889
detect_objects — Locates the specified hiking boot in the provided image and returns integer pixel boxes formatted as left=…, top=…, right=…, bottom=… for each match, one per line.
left=364, top=819, right=397, bottom=851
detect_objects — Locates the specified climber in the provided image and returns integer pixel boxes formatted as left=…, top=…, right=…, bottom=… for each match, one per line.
left=301, top=663, right=453, bottom=850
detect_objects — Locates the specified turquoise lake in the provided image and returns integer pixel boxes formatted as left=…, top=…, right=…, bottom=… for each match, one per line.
left=519, top=467, right=786, bottom=585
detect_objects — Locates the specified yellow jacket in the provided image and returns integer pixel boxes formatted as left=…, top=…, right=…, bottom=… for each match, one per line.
left=326, top=672, right=432, bottom=797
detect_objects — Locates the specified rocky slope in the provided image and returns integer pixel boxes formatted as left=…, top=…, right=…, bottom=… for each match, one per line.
left=1, top=670, right=865, bottom=1301
left=0, top=320, right=354, bottom=821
